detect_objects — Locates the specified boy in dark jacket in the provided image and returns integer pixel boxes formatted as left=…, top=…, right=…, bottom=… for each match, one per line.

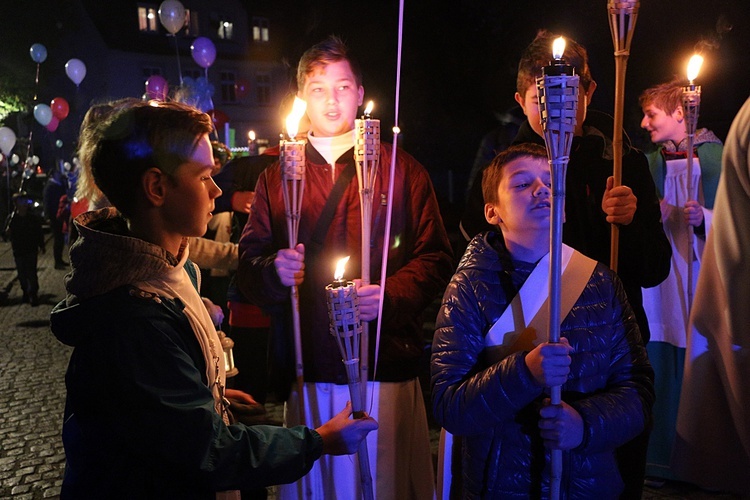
left=431, top=144, right=654, bottom=499
left=6, top=191, right=45, bottom=305
left=49, top=100, right=376, bottom=499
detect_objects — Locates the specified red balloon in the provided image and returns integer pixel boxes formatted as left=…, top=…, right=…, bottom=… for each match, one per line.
left=208, top=109, right=229, bottom=130
left=46, top=116, right=60, bottom=132
left=51, top=97, right=70, bottom=120
left=234, top=78, right=250, bottom=99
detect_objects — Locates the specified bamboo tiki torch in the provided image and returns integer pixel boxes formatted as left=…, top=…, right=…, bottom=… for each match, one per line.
left=354, top=101, right=381, bottom=404
left=682, top=54, right=703, bottom=311
left=326, top=257, right=375, bottom=500
left=537, top=36, right=580, bottom=500
left=280, top=97, right=307, bottom=425
left=607, top=0, right=640, bottom=272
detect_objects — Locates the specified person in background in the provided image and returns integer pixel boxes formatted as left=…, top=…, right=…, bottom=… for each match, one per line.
left=671, top=96, right=750, bottom=495
left=43, top=166, right=69, bottom=269
left=6, top=191, right=46, bottom=306
left=50, top=99, right=377, bottom=498
left=638, top=80, right=723, bottom=486
left=238, top=36, right=453, bottom=499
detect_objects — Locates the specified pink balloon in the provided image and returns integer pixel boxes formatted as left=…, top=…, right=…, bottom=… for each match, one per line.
left=46, top=116, right=60, bottom=132
left=145, top=75, right=169, bottom=101
left=191, top=37, right=216, bottom=69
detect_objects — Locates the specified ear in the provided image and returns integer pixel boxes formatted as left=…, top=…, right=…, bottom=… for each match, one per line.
left=357, top=86, right=365, bottom=107
left=584, top=80, right=597, bottom=107
left=514, top=92, right=528, bottom=116
left=673, top=106, right=684, bottom=121
left=485, top=203, right=502, bottom=226
left=141, top=167, right=168, bottom=207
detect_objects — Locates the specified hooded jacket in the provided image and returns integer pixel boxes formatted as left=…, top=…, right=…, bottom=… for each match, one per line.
left=431, top=232, right=654, bottom=499
left=50, top=208, right=322, bottom=499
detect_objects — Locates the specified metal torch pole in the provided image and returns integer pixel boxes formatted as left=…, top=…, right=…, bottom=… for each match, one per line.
left=682, top=85, right=700, bottom=310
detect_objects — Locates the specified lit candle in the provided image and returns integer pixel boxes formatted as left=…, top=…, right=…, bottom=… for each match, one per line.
left=542, top=37, right=576, bottom=77
left=247, top=130, right=257, bottom=156
left=280, top=97, right=307, bottom=192
left=687, top=54, right=704, bottom=86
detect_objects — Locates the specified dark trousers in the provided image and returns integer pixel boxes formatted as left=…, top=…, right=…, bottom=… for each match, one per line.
left=51, top=218, right=66, bottom=264
left=14, top=253, right=39, bottom=295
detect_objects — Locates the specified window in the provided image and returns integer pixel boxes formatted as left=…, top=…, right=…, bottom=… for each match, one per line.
left=185, top=9, right=200, bottom=36
left=137, top=5, right=159, bottom=32
left=218, top=19, right=234, bottom=40
left=252, top=17, right=269, bottom=43
left=220, top=71, right=237, bottom=103
left=255, top=73, right=271, bottom=106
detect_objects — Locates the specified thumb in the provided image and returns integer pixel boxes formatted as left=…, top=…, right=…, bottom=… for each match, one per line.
left=605, top=176, right=614, bottom=192
left=337, top=401, right=353, bottom=419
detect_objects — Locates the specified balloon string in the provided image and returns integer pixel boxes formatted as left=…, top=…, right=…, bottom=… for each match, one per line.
left=371, top=0, right=405, bottom=414
left=173, top=35, right=184, bottom=86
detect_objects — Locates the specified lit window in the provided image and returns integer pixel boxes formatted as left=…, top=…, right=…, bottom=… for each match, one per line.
left=252, top=17, right=269, bottom=43
left=255, top=73, right=271, bottom=105
left=185, top=9, right=199, bottom=36
left=221, top=71, right=237, bottom=103
left=138, top=5, right=159, bottom=32
left=218, top=19, right=233, bottom=40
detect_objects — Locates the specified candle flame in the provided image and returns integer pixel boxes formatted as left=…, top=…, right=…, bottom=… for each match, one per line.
left=248, top=130, right=256, bottom=141
left=552, top=37, right=566, bottom=60
left=334, top=256, right=350, bottom=281
left=364, top=101, right=374, bottom=116
left=285, top=97, right=307, bottom=140
left=687, top=54, right=704, bottom=83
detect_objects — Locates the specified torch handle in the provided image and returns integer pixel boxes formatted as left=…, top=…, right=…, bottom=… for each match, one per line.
left=290, top=284, right=305, bottom=425
left=609, top=54, right=629, bottom=273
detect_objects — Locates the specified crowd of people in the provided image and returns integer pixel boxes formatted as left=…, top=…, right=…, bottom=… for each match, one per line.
left=3, top=28, right=743, bottom=499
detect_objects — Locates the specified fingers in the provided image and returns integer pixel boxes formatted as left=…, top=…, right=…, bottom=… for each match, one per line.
left=274, top=244, right=305, bottom=286
left=354, top=284, right=381, bottom=322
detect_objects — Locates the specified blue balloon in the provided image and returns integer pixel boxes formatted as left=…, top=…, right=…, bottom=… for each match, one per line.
left=30, top=43, right=48, bottom=63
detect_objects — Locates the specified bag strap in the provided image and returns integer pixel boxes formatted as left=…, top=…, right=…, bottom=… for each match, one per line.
left=307, top=160, right=357, bottom=255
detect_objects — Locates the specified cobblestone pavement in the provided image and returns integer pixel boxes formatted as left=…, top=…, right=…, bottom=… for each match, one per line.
left=0, top=234, right=70, bottom=499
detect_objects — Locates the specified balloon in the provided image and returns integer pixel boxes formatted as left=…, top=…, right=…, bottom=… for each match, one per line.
left=0, top=127, right=17, bottom=155
left=65, top=58, right=87, bottom=86
left=235, top=78, right=250, bottom=99
left=191, top=37, right=216, bottom=69
left=145, top=75, right=169, bottom=101
left=11, top=154, right=19, bottom=165
left=158, top=0, right=186, bottom=35
left=29, top=43, right=47, bottom=63
left=34, top=104, right=53, bottom=126
left=46, top=116, right=60, bottom=132
left=51, top=97, right=70, bottom=120
left=31, top=155, right=40, bottom=166
left=208, top=109, right=229, bottom=130
left=56, top=139, right=64, bottom=148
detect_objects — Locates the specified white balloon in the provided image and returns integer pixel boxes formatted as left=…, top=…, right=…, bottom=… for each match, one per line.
left=158, top=0, right=186, bottom=35
left=32, top=155, right=40, bottom=166
left=65, top=58, right=87, bottom=86
left=11, top=154, right=19, bottom=165
left=0, top=126, right=17, bottom=155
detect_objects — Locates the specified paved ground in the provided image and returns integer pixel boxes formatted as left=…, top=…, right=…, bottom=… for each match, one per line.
left=0, top=231, right=742, bottom=499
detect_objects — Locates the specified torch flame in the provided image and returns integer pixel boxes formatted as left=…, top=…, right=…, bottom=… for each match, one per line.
left=334, top=256, right=350, bottom=281
left=687, top=54, right=704, bottom=83
left=364, top=101, right=374, bottom=116
left=248, top=130, right=256, bottom=141
left=552, top=37, right=566, bottom=60
left=285, top=97, right=308, bottom=140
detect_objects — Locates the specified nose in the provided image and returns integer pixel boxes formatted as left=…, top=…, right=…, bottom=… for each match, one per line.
left=209, top=177, right=222, bottom=199
left=640, top=115, right=649, bottom=129
left=533, top=179, right=550, bottom=198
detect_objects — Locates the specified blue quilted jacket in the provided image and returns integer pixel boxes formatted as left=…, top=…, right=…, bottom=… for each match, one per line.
left=431, top=232, right=654, bottom=499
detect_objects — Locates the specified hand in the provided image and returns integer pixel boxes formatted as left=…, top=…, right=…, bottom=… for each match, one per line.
left=683, top=200, right=704, bottom=227
left=201, top=297, right=224, bottom=327
left=274, top=243, right=305, bottom=287
left=538, top=399, right=584, bottom=450
left=231, top=191, right=255, bottom=213
left=224, top=388, right=259, bottom=405
left=316, top=402, right=378, bottom=456
left=524, top=337, right=572, bottom=388
left=602, top=176, right=637, bottom=225
left=353, top=281, right=381, bottom=322
left=659, top=198, right=672, bottom=223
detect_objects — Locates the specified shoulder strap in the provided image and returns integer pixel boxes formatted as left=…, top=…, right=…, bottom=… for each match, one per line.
left=307, top=161, right=357, bottom=255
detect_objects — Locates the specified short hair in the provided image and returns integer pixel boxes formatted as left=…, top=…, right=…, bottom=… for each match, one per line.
left=482, top=143, right=549, bottom=204
left=296, top=35, right=363, bottom=92
left=639, top=80, right=684, bottom=114
left=88, top=100, right=213, bottom=218
left=516, top=30, right=593, bottom=96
